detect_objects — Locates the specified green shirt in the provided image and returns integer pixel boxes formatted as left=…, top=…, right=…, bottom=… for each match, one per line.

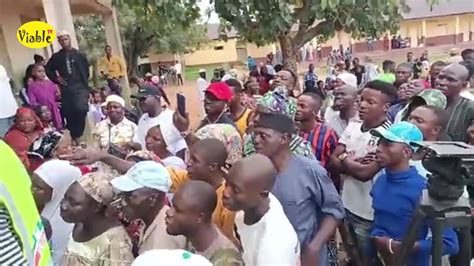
left=446, top=97, right=474, bottom=142
left=375, top=73, right=396, bottom=84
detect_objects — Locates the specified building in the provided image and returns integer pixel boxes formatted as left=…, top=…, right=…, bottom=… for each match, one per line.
left=148, top=23, right=275, bottom=70
left=0, top=0, right=124, bottom=84
left=317, top=0, right=474, bottom=55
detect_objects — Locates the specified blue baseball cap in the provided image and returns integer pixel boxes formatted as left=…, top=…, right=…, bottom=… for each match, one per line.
left=370, top=122, right=423, bottom=150
left=110, top=161, right=171, bottom=192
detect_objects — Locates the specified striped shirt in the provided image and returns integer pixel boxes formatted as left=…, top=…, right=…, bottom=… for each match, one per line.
left=0, top=206, right=28, bottom=265
left=300, top=123, right=338, bottom=167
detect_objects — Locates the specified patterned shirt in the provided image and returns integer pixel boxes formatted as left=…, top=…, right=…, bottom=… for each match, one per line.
left=300, top=123, right=338, bottom=167
left=243, top=133, right=316, bottom=160
left=92, top=118, right=137, bottom=150
left=0, top=207, right=27, bottom=265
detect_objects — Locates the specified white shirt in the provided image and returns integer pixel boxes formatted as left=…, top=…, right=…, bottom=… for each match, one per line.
left=196, top=77, right=208, bottom=101
left=339, top=120, right=391, bottom=220
left=161, top=156, right=186, bottom=170
left=174, top=63, right=182, bottom=74
left=235, top=194, right=300, bottom=266
left=0, top=67, right=18, bottom=119
left=133, top=109, right=187, bottom=154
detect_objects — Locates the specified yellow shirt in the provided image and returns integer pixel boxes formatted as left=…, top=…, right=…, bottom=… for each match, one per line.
left=167, top=168, right=238, bottom=246
left=234, top=108, right=253, bottom=136
left=98, top=55, right=126, bottom=79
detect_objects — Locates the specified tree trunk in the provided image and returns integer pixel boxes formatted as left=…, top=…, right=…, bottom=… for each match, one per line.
left=278, top=35, right=300, bottom=94
left=91, top=60, right=99, bottom=87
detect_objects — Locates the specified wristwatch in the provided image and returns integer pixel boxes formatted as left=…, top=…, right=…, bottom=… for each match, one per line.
left=338, top=152, right=349, bottom=162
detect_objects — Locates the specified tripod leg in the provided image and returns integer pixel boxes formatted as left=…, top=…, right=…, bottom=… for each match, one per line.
left=432, top=217, right=444, bottom=266
left=458, top=225, right=472, bottom=266
left=393, top=206, right=426, bottom=266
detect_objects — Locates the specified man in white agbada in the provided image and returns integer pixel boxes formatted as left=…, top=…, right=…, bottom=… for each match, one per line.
left=32, top=160, right=82, bottom=264
left=196, top=69, right=208, bottom=116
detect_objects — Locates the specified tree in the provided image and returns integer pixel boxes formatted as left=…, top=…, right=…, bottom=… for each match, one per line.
left=74, top=15, right=107, bottom=86
left=212, top=0, right=435, bottom=74
left=115, top=0, right=206, bottom=77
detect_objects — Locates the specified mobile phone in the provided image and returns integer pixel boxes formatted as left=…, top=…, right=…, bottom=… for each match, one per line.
left=177, top=93, right=186, bottom=116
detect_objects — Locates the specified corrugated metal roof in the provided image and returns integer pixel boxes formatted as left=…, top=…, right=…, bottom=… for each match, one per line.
left=402, top=0, right=474, bottom=20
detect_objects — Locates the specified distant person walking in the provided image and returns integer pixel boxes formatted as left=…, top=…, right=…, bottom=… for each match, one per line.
left=174, top=60, right=183, bottom=85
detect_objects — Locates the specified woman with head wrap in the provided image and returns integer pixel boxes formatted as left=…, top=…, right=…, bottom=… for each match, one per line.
left=28, top=130, right=73, bottom=171
left=4, top=107, right=43, bottom=169
left=242, top=88, right=315, bottom=159
left=60, top=172, right=134, bottom=265
left=31, top=160, right=82, bottom=264
left=145, top=122, right=186, bottom=169
left=195, top=124, right=243, bottom=167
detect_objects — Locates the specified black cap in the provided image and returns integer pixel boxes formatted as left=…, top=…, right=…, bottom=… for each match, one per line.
left=131, top=85, right=161, bottom=99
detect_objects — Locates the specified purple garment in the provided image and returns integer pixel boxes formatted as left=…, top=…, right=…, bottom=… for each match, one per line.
left=27, top=80, right=63, bottom=130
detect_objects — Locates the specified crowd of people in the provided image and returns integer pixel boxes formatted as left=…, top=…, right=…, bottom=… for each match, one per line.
left=0, top=25, right=474, bottom=266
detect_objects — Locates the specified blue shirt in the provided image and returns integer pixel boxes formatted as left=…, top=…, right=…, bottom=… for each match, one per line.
left=273, top=155, right=344, bottom=262
left=370, top=166, right=459, bottom=266
left=387, top=102, right=406, bottom=123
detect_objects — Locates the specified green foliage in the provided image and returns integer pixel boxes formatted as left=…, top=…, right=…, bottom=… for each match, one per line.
left=212, top=0, right=438, bottom=49
left=115, top=0, right=205, bottom=75
left=74, top=15, right=106, bottom=64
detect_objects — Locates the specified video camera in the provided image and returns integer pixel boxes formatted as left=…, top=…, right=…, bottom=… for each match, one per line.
left=413, top=141, right=474, bottom=202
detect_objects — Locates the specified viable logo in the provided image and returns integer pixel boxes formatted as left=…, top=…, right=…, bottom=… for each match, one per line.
left=17, top=21, right=56, bottom=49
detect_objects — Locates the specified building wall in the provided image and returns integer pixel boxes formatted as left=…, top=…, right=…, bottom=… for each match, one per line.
left=183, top=39, right=238, bottom=66
left=246, top=43, right=274, bottom=59
left=0, top=5, right=36, bottom=83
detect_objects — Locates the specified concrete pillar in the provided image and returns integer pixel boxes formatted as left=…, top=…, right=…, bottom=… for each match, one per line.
left=42, top=0, right=78, bottom=51
left=454, top=15, right=460, bottom=44
left=0, top=7, right=35, bottom=83
left=421, top=19, right=427, bottom=47
left=102, top=7, right=131, bottom=104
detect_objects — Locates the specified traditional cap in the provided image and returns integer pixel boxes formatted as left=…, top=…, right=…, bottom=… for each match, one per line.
left=58, top=30, right=70, bottom=37
left=198, top=69, right=206, bottom=73
left=370, top=121, right=423, bottom=150
left=145, top=72, right=153, bottom=77
left=105, top=95, right=125, bottom=107
left=205, top=82, right=233, bottom=101
left=77, top=172, right=115, bottom=204
left=337, top=72, right=358, bottom=87
left=111, top=161, right=172, bottom=192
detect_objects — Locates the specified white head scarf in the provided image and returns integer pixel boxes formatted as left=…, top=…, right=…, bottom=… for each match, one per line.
left=132, top=249, right=212, bottom=266
left=34, top=160, right=82, bottom=264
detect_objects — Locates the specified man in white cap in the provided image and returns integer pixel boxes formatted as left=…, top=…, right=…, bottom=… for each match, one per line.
left=92, top=95, right=137, bottom=151
left=46, top=30, right=90, bottom=145
left=111, top=161, right=186, bottom=254
left=196, top=69, right=208, bottom=116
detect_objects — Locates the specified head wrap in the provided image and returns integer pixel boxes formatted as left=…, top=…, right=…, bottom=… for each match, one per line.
left=10, top=107, right=43, bottom=132
left=29, top=131, right=64, bottom=159
left=77, top=172, right=115, bottom=204
left=195, top=124, right=242, bottom=166
left=126, top=150, right=162, bottom=163
left=257, top=87, right=297, bottom=120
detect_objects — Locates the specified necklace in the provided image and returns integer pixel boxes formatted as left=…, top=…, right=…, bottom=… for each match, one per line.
left=205, top=110, right=225, bottom=125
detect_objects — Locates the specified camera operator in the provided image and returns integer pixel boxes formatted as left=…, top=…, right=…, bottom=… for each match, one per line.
left=368, top=122, right=459, bottom=266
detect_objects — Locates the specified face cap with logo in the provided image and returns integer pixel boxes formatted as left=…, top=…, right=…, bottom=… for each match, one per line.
left=205, top=82, right=234, bottom=102
left=131, top=85, right=161, bottom=100
left=110, top=161, right=172, bottom=192
left=370, top=121, right=423, bottom=150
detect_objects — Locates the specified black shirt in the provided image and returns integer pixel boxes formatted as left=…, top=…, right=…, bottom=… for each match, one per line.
left=198, top=113, right=237, bottom=130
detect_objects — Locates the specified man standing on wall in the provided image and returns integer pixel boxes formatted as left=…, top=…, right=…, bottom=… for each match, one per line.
left=46, top=31, right=90, bottom=144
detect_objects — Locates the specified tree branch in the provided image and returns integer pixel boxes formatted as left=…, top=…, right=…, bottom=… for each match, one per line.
left=292, top=20, right=331, bottom=48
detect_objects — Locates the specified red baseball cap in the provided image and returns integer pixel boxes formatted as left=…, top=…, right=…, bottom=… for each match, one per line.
left=205, top=82, right=234, bottom=102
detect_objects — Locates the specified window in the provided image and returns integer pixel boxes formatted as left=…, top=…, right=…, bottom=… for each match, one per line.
left=214, top=46, right=224, bottom=50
